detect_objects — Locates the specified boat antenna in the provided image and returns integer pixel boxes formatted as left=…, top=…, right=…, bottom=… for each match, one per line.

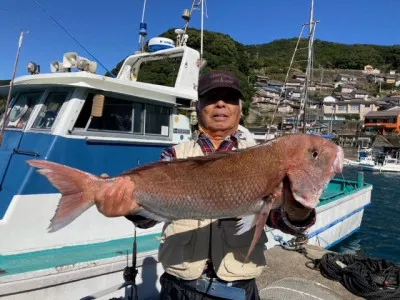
left=138, top=0, right=148, bottom=53
left=30, top=0, right=114, bottom=77
left=0, top=30, right=28, bottom=147
left=179, top=0, right=203, bottom=47
left=200, top=0, right=205, bottom=63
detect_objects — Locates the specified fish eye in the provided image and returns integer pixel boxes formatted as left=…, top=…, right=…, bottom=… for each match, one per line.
left=312, top=150, right=319, bottom=159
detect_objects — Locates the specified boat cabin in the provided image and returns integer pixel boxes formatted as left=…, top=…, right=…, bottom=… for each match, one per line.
left=0, top=43, right=200, bottom=256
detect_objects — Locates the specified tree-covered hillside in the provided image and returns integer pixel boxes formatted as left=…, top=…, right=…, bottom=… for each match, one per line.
left=107, top=28, right=400, bottom=115
left=247, top=38, right=400, bottom=74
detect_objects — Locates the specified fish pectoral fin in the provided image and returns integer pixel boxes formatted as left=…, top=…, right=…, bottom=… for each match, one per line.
left=131, top=207, right=170, bottom=223
left=244, top=201, right=273, bottom=263
left=235, top=215, right=257, bottom=235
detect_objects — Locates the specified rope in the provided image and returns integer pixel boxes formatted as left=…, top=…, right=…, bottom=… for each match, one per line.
left=314, top=252, right=400, bottom=300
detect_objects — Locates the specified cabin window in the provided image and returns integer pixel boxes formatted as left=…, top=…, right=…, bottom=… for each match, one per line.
left=6, top=91, right=43, bottom=129
left=32, top=92, right=69, bottom=130
left=338, top=105, right=347, bottom=111
left=74, top=93, right=170, bottom=136
left=145, top=104, right=170, bottom=135
left=136, top=57, right=182, bottom=87
left=88, top=98, right=144, bottom=133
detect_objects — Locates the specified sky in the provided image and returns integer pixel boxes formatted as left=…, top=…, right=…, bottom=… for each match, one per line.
left=1, top=0, right=400, bottom=78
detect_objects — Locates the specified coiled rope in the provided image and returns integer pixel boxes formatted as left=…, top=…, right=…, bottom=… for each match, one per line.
left=314, top=252, right=400, bottom=300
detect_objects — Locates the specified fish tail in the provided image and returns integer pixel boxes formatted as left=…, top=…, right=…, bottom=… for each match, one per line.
left=27, top=159, right=98, bottom=232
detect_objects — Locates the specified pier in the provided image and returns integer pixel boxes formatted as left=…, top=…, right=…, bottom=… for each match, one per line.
left=257, top=245, right=363, bottom=299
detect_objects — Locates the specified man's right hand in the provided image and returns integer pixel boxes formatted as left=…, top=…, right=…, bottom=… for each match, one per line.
left=94, top=174, right=138, bottom=217
left=96, top=174, right=158, bottom=229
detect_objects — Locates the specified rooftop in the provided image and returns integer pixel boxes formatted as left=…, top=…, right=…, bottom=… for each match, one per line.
left=365, top=109, right=400, bottom=117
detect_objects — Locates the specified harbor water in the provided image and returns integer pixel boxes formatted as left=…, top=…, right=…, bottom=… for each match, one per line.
left=330, top=166, right=400, bottom=264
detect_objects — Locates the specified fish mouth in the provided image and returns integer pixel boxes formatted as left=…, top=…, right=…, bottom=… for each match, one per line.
left=282, top=177, right=309, bottom=211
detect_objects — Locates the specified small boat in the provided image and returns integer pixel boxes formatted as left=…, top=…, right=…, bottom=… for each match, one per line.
left=361, top=153, right=400, bottom=173
left=345, top=147, right=400, bottom=173
left=344, top=147, right=375, bottom=166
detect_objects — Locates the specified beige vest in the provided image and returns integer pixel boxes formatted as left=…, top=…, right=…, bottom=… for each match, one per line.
left=158, top=136, right=267, bottom=281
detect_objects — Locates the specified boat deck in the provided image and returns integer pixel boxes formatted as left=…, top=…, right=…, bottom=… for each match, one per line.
left=257, top=245, right=363, bottom=300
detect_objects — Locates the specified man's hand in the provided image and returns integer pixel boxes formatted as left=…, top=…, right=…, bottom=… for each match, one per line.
left=94, top=174, right=138, bottom=217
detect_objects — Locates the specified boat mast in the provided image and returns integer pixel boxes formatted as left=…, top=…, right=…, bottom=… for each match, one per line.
left=138, top=0, right=148, bottom=53
left=302, top=0, right=318, bottom=133
left=200, top=0, right=204, bottom=63
left=0, top=30, right=27, bottom=147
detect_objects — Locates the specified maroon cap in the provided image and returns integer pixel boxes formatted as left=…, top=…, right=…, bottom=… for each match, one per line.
left=198, top=71, right=243, bottom=98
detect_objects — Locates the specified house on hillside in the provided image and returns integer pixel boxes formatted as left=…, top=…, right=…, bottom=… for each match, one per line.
left=292, top=73, right=307, bottom=82
left=285, top=79, right=303, bottom=88
left=252, top=87, right=280, bottom=103
left=323, top=99, right=378, bottom=122
left=255, top=75, right=270, bottom=83
left=352, top=89, right=369, bottom=100
left=384, top=75, right=396, bottom=84
left=315, top=82, right=334, bottom=90
left=267, top=80, right=284, bottom=89
left=335, top=73, right=357, bottom=83
left=364, top=108, right=400, bottom=134
left=290, top=88, right=302, bottom=99
left=362, top=65, right=381, bottom=75
left=367, top=74, right=385, bottom=83
left=341, top=84, right=355, bottom=93
left=332, top=92, right=352, bottom=101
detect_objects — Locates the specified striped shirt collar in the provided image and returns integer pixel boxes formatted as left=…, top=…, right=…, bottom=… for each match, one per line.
left=194, top=130, right=240, bottom=154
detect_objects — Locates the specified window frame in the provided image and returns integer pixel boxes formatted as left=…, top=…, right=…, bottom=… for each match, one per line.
left=3, top=90, right=46, bottom=131
left=71, top=91, right=174, bottom=141
left=29, top=88, right=72, bottom=132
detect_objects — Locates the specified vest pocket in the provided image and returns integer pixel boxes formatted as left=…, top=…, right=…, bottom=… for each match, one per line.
left=221, top=222, right=267, bottom=275
left=158, top=222, right=197, bottom=271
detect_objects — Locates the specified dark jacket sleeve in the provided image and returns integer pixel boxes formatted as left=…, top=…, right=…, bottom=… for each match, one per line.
left=267, top=207, right=316, bottom=235
left=125, top=215, right=160, bottom=229
left=124, top=146, right=177, bottom=228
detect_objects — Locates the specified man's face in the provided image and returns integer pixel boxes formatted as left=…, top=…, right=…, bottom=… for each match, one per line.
left=197, top=87, right=241, bottom=134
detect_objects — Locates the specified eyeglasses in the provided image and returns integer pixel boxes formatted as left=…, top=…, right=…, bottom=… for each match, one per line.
left=200, top=89, right=240, bottom=105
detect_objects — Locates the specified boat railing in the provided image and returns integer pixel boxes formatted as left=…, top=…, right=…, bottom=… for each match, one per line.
left=319, top=172, right=368, bottom=205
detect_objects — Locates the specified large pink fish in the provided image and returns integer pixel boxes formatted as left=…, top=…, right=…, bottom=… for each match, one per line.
left=27, top=133, right=343, bottom=261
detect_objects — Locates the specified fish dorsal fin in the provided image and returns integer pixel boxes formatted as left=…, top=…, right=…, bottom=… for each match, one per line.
left=121, top=147, right=248, bottom=176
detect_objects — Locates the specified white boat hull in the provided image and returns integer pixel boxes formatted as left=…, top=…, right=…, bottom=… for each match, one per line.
left=362, top=163, right=400, bottom=172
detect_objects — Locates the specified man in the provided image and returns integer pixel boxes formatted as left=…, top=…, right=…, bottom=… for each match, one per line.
left=95, top=70, right=316, bottom=300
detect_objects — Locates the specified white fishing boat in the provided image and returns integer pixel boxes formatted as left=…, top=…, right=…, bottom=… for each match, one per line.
left=344, top=147, right=375, bottom=166
left=345, top=148, right=400, bottom=173
left=0, top=1, right=372, bottom=299
left=361, top=153, right=400, bottom=173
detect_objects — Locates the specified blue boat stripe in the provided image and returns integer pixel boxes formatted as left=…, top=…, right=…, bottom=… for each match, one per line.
left=308, top=203, right=370, bottom=239
left=325, top=228, right=360, bottom=250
